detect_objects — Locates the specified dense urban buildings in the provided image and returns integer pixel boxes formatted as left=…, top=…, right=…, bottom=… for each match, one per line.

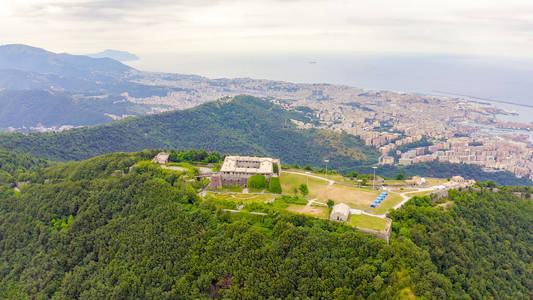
left=64, top=72, right=533, bottom=181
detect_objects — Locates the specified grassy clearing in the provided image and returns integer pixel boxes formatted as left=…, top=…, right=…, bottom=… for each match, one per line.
left=205, top=193, right=275, bottom=204
left=248, top=187, right=264, bottom=193
left=316, top=184, right=380, bottom=209
left=390, top=188, right=417, bottom=192
left=424, top=178, right=448, bottom=186
left=286, top=204, right=330, bottom=219
left=370, top=193, right=404, bottom=215
left=213, top=185, right=243, bottom=193
left=280, top=172, right=404, bottom=210
left=285, top=169, right=353, bottom=183
left=280, top=172, right=328, bottom=196
left=349, top=214, right=388, bottom=231
left=384, top=180, right=407, bottom=185
left=405, top=190, right=434, bottom=198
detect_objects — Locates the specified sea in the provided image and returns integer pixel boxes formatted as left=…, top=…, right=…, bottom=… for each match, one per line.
left=128, top=52, right=533, bottom=140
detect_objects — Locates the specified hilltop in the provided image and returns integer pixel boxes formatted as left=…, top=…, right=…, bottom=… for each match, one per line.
left=0, top=150, right=531, bottom=298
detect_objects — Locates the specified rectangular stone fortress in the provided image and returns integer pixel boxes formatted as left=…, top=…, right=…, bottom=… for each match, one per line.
left=209, top=156, right=280, bottom=189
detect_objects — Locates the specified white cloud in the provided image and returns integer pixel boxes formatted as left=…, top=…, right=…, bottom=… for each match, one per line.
left=0, top=0, right=532, bottom=59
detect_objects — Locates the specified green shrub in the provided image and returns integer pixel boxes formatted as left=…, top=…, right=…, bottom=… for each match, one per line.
left=247, top=174, right=266, bottom=189
left=298, top=183, right=309, bottom=196
left=279, top=195, right=307, bottom=205
left=268, top=177, right=282, bottom=194
left=273, top=163, right=279, bottom=174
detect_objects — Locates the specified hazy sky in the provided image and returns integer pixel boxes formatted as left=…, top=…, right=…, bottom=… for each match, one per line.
left=1, top=0, right=532, bottom=59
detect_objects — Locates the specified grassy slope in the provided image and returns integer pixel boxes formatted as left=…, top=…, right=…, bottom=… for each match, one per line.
left=349, top=214, right=389, bottom=231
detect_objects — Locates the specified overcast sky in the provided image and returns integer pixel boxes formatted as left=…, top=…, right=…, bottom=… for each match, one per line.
left=1, top=0, right=532, bottom=59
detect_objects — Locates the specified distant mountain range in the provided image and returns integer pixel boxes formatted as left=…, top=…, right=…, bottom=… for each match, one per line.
left=0, top=44, right=175, bottom=131
left=87, top=49, right=139, bottom=61
left=0, top=44, right=132, bottom=79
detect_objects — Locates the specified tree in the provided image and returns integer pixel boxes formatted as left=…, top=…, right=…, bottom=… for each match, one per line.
left=304, top=165, right=313, bottom=171
left=327, top=199, right=334, bottom=208
left=396, top=173, right=405, bottom=180
left=247, top=174, right=266, bottom=189
left=346, top=171, right=359, bottom=179
left=486, top=180, right=497, bottom=188
left=268, top=177, right=282, bottom=194
left=273, top=163, right=279, bottom=174
left=298, top=183, right=309, bottom=197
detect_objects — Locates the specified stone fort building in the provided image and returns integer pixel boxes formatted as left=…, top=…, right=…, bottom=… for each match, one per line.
left=209, top=156, right=280, bottom=189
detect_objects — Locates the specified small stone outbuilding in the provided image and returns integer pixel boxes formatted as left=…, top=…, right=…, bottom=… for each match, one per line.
left=330, top=203, right=351, bottom=222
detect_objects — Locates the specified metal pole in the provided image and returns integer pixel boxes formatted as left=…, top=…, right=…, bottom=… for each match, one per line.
left=324, top=159, right=329, bottom=200
left=372, top=166, right=377, bottom=190
left=324, top=159, right=329, bottom=181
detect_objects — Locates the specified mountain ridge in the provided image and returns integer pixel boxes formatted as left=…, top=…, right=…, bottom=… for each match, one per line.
left=0, top=44, right=133, bottom=76
left=0, top=95, right=379, bottom=170
left=87, top=49, right=139, bottom=61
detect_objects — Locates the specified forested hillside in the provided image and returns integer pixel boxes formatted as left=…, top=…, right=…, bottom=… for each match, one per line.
left=0, top=151, right=50, bottom=198
left=0, top=95, right=379, bottom=171
left=0, top=90, right=113, bottom=128
left=0, top=151, right=531, bottom=298
left=389, top=189, right=533, bottom=299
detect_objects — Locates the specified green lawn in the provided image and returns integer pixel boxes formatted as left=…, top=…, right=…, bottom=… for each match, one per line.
left=280, top=172, right=403, bottom=211
left=384, top=180, right=407, bottom=185
left=370, top=193, right=405, bottom=215
left=205, top=193, right=275, bottom=204
left=286, top=204, right=330, bottom=219
left=248, top=187, right=264, bottom=193
left=405, top=190, right=434, bottom=198
left=213, top=185, right=243, bottom=193
left=285, top=168, right=353, bottom=183
left=349, top=214, right=388, bottom=231
left=280, top=172, right=329, bottom=196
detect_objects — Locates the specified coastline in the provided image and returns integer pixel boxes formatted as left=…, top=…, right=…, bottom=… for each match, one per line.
left=432, top=90, right=533, bottom=110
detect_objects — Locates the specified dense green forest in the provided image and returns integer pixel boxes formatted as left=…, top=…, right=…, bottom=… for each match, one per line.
left=389, top=189, right=533, bottom=299
left=0, top=90, right=113, bottom=128
left=0, top=96, right=379, bottom=171
left=0, top=151, right=50, bottom=198
left=0, top=151, right=532, bottom=299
